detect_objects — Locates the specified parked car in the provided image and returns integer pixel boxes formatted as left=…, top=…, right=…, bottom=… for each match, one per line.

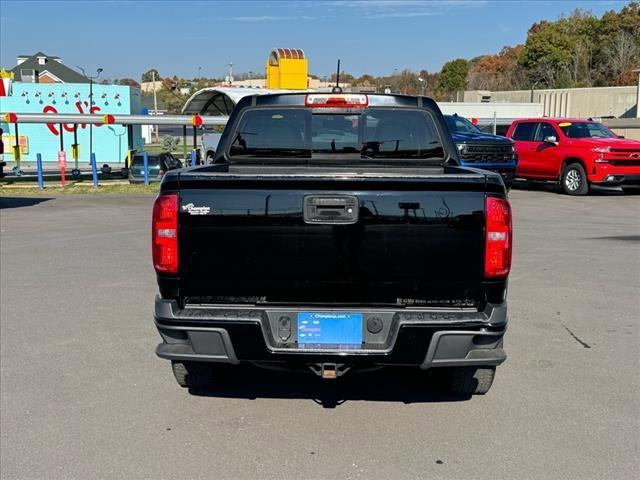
left=152, top=92, right=512, bottom=395
left=507, top=118, right=640, bottom=195
left=129, top=152, right=182, bottom=183
left=445, top=114, right=517, bottom=189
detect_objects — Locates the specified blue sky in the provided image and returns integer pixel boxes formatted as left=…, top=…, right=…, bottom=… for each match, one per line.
left=0, top=0, right=630, bottom=81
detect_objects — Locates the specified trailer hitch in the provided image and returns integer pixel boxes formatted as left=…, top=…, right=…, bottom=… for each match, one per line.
left=308, top=363, right=351, bottom=379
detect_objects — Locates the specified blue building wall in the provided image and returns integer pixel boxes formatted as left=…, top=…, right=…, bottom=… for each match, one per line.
left=0, top=82, right=143, bottom=163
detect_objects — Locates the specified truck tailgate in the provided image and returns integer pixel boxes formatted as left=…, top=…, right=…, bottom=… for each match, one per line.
left=177, top=173, right=488, bottom=306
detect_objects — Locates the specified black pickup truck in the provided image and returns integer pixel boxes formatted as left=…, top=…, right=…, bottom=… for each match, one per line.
left=152, top=93, right=512, bottom=395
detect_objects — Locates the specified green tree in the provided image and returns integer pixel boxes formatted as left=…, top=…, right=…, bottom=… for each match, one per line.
left=141, top=69, right=160, bottom=83
left=597, top=2, right=640, bottom=85
left=520, top=20, right=575, bottom=87
left=436, top=59, right=469, bottom=99
left=521, top=9, right=605, bottom=88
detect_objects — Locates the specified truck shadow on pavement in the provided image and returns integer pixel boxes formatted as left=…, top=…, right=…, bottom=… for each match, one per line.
left=0, top=196, right=53, bottom=209
left=188, top=366, right=471, bottom=408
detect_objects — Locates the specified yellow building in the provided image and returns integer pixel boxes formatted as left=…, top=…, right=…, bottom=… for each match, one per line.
left=266, top=48, right=308, bottom=90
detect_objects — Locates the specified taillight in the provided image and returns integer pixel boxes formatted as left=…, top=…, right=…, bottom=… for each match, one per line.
left=152, top=193, right=178, bottom=273
left=485, top=196, right=512, bottom=278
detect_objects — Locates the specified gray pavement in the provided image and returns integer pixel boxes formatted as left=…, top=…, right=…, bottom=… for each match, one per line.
left=1, top=186, right=639, bottom=480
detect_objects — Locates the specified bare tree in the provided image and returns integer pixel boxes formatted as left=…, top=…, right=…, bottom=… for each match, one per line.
left=570, top=38, right=594, bottom=86
left=603, top=31, right=640, bottom=83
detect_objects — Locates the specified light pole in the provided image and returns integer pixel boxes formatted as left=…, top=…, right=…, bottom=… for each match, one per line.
left=77, top=66, right=103, bottom=164
left=418, top=77, right=426, bottom=96
left=198, top=66, right=202, bottom=80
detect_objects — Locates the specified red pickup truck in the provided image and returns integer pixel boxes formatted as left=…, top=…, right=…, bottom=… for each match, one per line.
left=506, top=118, right=640, bottom=195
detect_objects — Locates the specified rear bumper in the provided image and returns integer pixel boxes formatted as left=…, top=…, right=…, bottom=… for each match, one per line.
left=154, top=297, right=508, bottom=370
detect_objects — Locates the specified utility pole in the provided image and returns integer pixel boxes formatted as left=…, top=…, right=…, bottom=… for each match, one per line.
left=227, top=62, right=234, bottom=85
left=152, top=70, right=159, bottom=142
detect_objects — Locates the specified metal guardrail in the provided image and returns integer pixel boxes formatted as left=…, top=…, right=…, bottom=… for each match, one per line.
left=0, top=113, right=229, bottom=125
left=0, top=112, right=229, bottom=178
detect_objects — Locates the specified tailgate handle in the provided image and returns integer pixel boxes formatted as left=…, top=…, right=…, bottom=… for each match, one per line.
left=304, top=195, right=359, bottom=224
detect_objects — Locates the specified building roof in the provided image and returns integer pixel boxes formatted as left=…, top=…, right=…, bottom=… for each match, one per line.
left=10, top=52, right=89, bottom=83
left=181, top=87, right=299, bottom=114
left=17, top=51, right=60, bottom=59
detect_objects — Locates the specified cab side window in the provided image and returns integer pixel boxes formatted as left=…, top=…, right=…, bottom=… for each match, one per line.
left=512, top=122, right=536, bottom=141
left=534, top=123, right=557, bottom=142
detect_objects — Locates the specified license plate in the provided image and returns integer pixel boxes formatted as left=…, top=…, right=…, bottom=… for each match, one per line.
left=297, top=312, right=363, bottom=349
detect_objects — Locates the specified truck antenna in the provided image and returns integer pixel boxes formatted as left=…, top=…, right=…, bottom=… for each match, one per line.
left=332, top=59, right=343, bottom=94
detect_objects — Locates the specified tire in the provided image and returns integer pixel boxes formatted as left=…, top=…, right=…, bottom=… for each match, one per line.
left=447, top=367, right=496, bottom=395
left=622, top=186, right=640, bottom=195
left=561, top=163, right=589, bottom=195
left=171, top=361, right=217, bottom=388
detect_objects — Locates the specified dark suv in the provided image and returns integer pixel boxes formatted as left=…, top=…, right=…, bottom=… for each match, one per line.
left=129, top=152, right=182, bottom=183
left=445, top=114, right=517, bottom=189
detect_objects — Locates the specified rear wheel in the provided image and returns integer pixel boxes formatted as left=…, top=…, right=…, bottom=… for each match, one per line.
left=171, top=361, right=218, bottom=388
left=446, top=367, right=496, bottom=395
left=561, top=163, right=589, bottom=195
left=622, top=186, right=640, bottom=195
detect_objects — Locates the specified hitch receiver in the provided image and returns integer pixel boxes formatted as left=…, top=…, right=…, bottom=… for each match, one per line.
left=309, top=363, right=350, bottom=379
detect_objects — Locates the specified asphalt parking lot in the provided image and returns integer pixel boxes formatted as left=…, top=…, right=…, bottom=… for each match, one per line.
left=1, top=186, right=639, bottom=480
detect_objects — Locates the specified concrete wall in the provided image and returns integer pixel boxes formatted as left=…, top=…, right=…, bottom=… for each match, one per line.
left=438, top=102, right=543, bottom=120
left=601, top=118, right=640, bottom=141
left=462, top=86, right=637, bottom=119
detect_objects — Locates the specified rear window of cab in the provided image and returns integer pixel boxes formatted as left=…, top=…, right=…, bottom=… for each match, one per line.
left=227, top=107, right=445, bottom=163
